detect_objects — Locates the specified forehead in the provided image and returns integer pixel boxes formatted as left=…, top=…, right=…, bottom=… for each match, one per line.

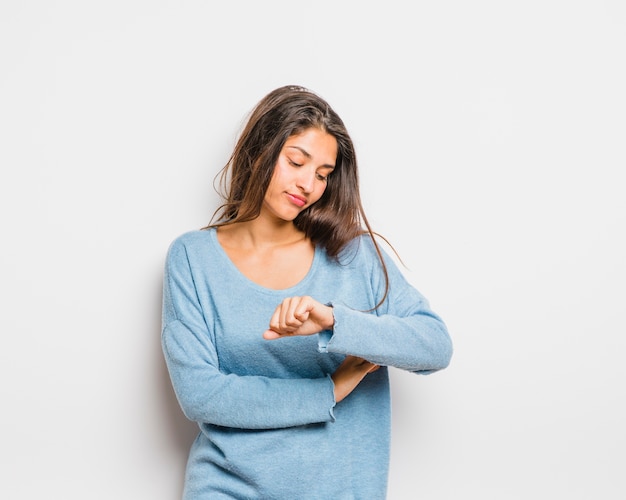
left=283, top=128, right=338, bottom=166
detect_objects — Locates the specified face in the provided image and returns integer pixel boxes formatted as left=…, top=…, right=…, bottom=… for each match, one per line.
left=262, top=128, right=337, bottom=222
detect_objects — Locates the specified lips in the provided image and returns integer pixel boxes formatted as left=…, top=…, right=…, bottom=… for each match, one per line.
left=286, top=193, right=307, bottom=207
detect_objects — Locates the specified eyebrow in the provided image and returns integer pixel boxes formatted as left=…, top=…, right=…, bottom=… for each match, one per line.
left=286, top=146, right=336, bottom=169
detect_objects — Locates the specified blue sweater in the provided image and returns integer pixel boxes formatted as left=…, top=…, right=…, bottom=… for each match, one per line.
left=162, top=228, right=452, bottom=499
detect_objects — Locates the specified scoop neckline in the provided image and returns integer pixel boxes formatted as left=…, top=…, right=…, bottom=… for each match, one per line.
left=207, top=227, right=321, bottom=295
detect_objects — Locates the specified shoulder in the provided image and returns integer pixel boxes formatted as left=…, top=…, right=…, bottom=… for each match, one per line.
left=170, top=228, right=214, bottom=247
left=166, top=228, right=215, bottom=261
left=338, top=233, right=386, bottom=265
left=335, top=233, right=404, bottom=285
left=326, top=234, right=388, bottom=283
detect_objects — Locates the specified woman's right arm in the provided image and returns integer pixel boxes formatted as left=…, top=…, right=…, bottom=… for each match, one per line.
left=162, top=239, right=349, bottom=430
left=331, top=356, right=379, bottom=403
left=162, top=319, right=337, bottom=429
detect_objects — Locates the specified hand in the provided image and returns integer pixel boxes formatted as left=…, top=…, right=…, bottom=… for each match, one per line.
left=263, top=296, right=334, bottom=340
left=332, top=356, right=379, bottom=403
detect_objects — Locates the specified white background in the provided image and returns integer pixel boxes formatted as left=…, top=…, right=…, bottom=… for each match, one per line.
left=1, top=1, right=624, bottom=498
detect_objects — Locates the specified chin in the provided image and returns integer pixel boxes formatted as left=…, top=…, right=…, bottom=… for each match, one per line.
left=279, top=205, right=306, bottom=221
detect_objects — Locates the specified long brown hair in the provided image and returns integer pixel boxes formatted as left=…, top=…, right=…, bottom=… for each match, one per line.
left=207, top=85, right=392, bottom=306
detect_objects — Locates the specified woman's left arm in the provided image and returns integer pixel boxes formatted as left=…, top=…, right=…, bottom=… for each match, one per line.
left=264, top=247, right=453, bottom=374
left=323, top=292, right=452, bottom=373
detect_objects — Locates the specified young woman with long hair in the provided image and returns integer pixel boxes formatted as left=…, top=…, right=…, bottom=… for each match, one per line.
left=161, top=85, right=452, bottom=499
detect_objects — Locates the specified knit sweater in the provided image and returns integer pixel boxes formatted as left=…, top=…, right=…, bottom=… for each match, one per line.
left=161, top=228, right=452, bottom=499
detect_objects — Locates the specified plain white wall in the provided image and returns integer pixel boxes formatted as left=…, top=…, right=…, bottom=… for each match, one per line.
left=1, top=1, right=624, bottom=498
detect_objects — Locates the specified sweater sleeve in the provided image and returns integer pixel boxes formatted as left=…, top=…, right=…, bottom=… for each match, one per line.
left=161, top=239, right=336, bottom=430
left=318, top=242, right=453, bottom=374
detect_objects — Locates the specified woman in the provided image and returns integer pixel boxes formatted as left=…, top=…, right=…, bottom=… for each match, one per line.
left=162, top=85, right=452, bottom=499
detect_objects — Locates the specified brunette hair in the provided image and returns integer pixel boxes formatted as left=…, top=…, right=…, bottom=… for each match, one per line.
left=207, top=85, right=391, bottom=305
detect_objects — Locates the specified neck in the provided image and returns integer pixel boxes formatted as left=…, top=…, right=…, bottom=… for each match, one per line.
left=223, top=217, right=305, bottom=250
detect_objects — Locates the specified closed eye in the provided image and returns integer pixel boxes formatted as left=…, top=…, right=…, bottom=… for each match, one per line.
left=288, top=158, right=303, bottom=167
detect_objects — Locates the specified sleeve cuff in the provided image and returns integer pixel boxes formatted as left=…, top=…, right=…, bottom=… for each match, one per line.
left=317, top=329, right=333, bottom=353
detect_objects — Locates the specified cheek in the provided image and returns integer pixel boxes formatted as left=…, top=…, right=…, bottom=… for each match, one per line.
left=269, top=162, right=289, bottom=186
left=311, top=182, right=328, bottom=203
left=265, top=164, right=285, bottom=194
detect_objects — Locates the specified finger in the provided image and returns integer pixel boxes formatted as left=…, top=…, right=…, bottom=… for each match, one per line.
left=268, top=304, right=283, bottom=333
left=280, top=296, right=309, bottom=331
left=270, top=297, right=300, bottom=334
left=263, top=329, right=282, bottom=340
left=279, top=297, right=300, bottom=332
left=286, top=296, right=309, bottom=327
left=293, top=296, right=313, bottom=322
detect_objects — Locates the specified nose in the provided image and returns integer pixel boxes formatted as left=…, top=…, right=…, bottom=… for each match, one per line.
left=296, top=168, right=316, bottom=194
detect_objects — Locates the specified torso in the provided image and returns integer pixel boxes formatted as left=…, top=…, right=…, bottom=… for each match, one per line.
left=216, top=225, right=316, bottom=290
left=165, top=228, right=393, bottom=498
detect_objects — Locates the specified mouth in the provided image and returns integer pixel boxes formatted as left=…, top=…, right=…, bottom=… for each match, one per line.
left=286, top=193, right=307, bottom=208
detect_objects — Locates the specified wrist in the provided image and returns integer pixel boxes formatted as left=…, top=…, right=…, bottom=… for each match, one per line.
left=325, top=304, right=335, bottom=330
